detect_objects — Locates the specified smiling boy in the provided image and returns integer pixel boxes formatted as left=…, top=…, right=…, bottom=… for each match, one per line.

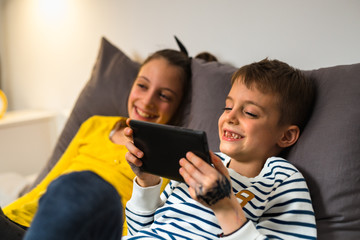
left=124, top=58, right=317, bottom=239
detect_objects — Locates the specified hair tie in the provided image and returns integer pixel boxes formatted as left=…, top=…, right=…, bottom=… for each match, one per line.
left=174, top=35, right=189, bottom=57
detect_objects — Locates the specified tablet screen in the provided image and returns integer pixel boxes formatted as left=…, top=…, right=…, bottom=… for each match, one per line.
left=130, top=120, right=211, bottom=182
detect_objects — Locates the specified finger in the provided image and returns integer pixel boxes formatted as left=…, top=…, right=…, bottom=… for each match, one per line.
left=180, top=163, right=209, bottom=205
left=125, top=151, right=143, bottom=167
left=124, top=118, right=134, bottom=139
left=186, top=183, right=199, bottom=201
left=209, top=151, right=229, bottom=177
left=186, top=151, right=217, bottom=177
left=123, top=126, right=133, bottom=138
left=180, top=155, right=206, bottom=184
left=180, top=158, right=206, bottom=190
left=126, top=118, right=132, bottom=126
left=125, top=141, right=143, bottom=159
left=179, top=162, right=202, bottom=203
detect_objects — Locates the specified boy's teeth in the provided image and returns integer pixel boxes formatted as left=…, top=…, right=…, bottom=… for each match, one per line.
left=225, top=131, right=240, bottom=139
left=232, top=133, right=240, bottom=139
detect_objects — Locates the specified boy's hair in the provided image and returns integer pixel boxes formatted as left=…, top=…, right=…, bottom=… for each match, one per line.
left=231, top=58, right=315, bottom=132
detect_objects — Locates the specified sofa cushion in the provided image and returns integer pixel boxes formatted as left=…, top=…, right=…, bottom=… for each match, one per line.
left=25, top=37, right=140, bottom=190
left=185, top=59, right=235, bottom=151
left=287, top=63, right=360, bottom=239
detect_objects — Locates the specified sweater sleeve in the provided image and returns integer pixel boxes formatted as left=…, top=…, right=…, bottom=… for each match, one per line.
left=125, top=177, right=164, bottom=236
left=223, top=171, right=316, bottom=239
left=257, top=171, right=316, bottom=238
left=221, top=220, right=266, bottom=240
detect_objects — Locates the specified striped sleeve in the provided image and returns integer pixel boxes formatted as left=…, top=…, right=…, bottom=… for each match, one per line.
left=256, top=170, right=316, bottom=239
left=223, top=158, right=317, bottom=240
left=125, top=177, right=165, bottom=236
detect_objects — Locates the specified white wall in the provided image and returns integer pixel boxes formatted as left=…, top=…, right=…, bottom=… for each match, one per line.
left=0, top=0, right=4, bottom=89
left=1, top=0, right=360, bottom=116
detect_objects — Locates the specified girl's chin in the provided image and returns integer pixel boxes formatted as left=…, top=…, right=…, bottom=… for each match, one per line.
left=132, top=116, right=157, bottom=122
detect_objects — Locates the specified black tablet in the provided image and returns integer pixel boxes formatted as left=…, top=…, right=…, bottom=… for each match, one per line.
left=129, top=119, right=211, bottom=182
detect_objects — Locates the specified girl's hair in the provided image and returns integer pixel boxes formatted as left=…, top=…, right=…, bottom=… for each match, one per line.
left=140, top=49, right=192, bottom=125
left=194, top=52, right=218, bottom=62
left=231, top=58, right=315, bottom=132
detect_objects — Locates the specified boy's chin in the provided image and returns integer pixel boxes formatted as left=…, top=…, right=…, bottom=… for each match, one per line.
left=219, top=144, right=237, bottom=156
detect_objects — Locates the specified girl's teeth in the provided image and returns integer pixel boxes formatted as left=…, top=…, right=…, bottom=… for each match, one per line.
left=137, top=109, right=155, bottom=118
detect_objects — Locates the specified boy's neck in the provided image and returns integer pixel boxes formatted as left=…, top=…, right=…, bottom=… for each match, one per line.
left=228, top=158, right=267, bottom=178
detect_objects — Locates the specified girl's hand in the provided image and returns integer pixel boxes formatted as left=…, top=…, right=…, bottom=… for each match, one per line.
left=124, top=119, right=161, bottom=187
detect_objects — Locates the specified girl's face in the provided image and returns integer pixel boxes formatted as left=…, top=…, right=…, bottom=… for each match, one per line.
left=127, top=58, right=184, bottom=124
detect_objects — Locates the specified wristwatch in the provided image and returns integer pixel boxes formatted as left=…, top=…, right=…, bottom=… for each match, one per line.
left=0, top=89, right=8, bottom=118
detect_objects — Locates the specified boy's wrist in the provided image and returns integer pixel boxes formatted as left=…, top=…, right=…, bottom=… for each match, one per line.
left=213, top=195, right=247, bottom=235
left=218, top=219, right=250, bottom=238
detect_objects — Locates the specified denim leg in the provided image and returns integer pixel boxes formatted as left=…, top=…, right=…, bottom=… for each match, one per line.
left=23, top=171, right=123, bottom=240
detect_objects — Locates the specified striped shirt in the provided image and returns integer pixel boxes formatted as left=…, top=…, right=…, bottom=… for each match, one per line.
left=125, top=153, right=317, bottom=239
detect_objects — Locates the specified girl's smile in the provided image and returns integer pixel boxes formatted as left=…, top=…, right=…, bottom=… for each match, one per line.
left=127, top=58, right=184, bottom=125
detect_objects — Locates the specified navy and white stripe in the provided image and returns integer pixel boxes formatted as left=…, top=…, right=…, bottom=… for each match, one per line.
left=125, top=153, right=316, bottom=239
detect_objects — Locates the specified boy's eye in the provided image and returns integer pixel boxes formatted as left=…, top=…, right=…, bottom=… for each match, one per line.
left=245, top=111, right=257, bottom=118
left=223, top=107, right=232, bottom=111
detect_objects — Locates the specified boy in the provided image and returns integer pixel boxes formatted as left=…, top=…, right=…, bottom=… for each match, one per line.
left=124, top=58, right=317, bottom=239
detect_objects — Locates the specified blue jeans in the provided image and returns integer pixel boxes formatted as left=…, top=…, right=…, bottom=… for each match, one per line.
left=23, top=171, right=123, bottom=240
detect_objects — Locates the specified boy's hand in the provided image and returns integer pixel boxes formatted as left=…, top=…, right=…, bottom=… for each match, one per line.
left=179, top=151, right=232, bottom=208
left=179, top=151, right=247, bottom=235
left=124, top=119, right=161, bottom=187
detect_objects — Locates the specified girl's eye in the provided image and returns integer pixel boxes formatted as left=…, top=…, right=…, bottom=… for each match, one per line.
left=159, top=93, right=171, bottom=101
left=223, top=107, right=232, bottom=112
left=137, top=83, right=147, bottom=89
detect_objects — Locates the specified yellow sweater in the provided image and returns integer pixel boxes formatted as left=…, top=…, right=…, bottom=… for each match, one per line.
left=4, top=116, right=169, bottom=235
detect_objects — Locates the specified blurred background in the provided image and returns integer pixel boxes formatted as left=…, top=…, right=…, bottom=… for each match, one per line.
left=1, top=0, right=359, bottom=116
left=0, top=0, right=359, bottom=177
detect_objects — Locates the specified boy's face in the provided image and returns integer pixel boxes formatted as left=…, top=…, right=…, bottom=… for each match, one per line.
left=218, top=80, right=287, bottom=165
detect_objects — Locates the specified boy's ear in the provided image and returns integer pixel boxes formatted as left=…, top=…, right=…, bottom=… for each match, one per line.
left=277, top=125, right=300, bottom=148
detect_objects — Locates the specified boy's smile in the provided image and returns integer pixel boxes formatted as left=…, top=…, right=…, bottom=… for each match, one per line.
left=223, top=130, right=243, bottom=141
left=218, top=80, right=289, bottom=177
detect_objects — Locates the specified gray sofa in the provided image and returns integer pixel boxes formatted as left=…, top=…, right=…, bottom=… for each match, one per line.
left=27, top=37, right=360, bottom=239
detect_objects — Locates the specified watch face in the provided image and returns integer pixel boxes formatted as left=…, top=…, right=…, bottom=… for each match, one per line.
left=0, top=89, right=8, bottom=118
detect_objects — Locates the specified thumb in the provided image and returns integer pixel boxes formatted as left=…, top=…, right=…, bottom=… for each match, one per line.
left=210, top=151, right=229, bottom=177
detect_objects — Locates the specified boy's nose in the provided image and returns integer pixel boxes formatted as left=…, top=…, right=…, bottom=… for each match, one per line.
left=226, top=111, right=239, bottom=125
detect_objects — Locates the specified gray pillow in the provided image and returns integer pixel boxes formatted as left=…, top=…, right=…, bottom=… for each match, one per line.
left=287, top=63, right=360, bottom=239
left=185, top=59, right=235, bottom=151
left=24, top=37, right=140, bottom=190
